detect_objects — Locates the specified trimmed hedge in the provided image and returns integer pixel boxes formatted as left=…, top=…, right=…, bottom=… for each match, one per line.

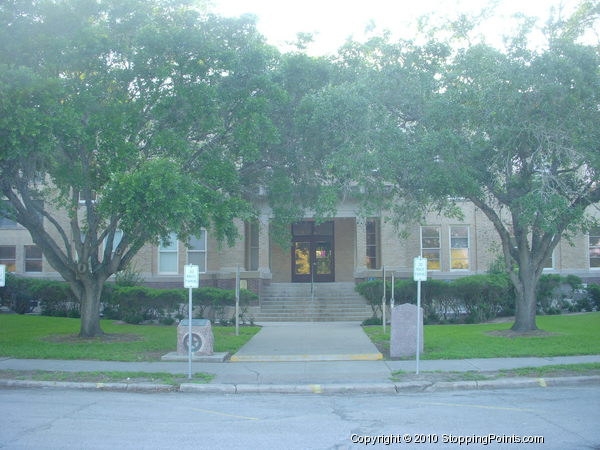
left=0, top=274, right=258, bottom=325
left=356, top=273, right=591, bottom=324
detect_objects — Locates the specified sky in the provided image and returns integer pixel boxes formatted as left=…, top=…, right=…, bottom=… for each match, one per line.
left=210, top=0, right=585, bottom=55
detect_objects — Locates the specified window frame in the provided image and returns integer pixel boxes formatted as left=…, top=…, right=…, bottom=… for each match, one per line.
left=420, top=225, right=441, bottom=271
left=589, top=226, right=600, bottom=270
left=24, top=245, right=43, bottom=273
left=103, top=229, right=123, bottom=256
left=542, top=249, right=555, bottom=271
left=366, top=218, right=380, bottom=270
left=0, top=245, right=17, bottom=272
left=186, top=230, right=207, bottom=274
left=158, top=232, right=179, bottom=274
left=449, top=225, right=470, bottom=271
left=245, top=222, right=259, bottom=271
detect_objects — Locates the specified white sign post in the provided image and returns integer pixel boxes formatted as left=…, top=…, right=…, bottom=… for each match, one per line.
left=0, top=264, right=5, bottom=288
left=184, top=264, right=199, bottom=379
left=235, top=265, right=240, bottom=336
left=382, top=266, right=386, bottom=333
left=413, top=256, right=427, bottom=375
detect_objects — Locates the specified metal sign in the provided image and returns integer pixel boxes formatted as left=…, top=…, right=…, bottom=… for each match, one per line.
left=184, top=264, right=199, bottom=289
left=183, top=264, right=199, bottom=379
left=413, top=257, right=428, bottom=281
left=0, top=264, right=5, bottom=287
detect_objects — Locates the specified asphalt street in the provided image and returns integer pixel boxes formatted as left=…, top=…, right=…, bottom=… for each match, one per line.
left=1, top=386, right=598, bottom=449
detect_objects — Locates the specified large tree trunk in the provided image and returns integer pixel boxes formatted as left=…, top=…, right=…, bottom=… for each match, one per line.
left=72, top=280, right=105, bottom=338
left=511, top=264, right=539, bottom=332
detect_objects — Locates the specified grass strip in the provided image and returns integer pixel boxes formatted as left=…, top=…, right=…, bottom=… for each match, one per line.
left=390, top=363, right=600, bottom=383
left=0, top=369, right=214, bottom=385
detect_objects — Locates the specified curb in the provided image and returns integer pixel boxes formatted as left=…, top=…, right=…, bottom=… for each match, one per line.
left=0, top=379, right=176, bottom=392
left=2, top=375, right=599, bottom=394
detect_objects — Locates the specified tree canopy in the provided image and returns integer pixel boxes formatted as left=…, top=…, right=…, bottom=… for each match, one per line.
left=0, top=0, right=286, bottom=336
left=308, top=9, right=600, bottom=331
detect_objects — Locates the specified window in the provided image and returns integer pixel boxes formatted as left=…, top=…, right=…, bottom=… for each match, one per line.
left=245, top=222, right=259, bottom=271
left=78, top=191, right=97, bottom=205
left=0, top=200, right=18, bottom=228
left=0, top=246, right=16, bottom=272
left=542, top=250, right=554, bottom=270
left=421, top=226, right=440, bottom=270
left=450, top=226, right=469, bottom=270
left=158, top=232, right=178, bottom=273
left=187, top=231, right=207, bottom=273
left=104, top=230, right=123, bottom=255
left=590, top=226, right=600, bottom=269
left=366, top=218, right=380, bottom=269
left=25, top=245, right=42, bottom=272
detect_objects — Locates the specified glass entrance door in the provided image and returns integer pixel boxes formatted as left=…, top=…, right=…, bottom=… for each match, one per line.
left=291, top=221, right=335, bottom=282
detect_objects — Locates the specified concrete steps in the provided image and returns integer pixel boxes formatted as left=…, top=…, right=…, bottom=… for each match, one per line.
left=255, top=282, right=372, bottom=322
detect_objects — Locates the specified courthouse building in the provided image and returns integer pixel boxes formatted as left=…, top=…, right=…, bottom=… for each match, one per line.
left=1, top=196, right=599, bottom=321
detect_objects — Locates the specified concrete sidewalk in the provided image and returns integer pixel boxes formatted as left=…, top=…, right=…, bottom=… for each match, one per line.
left=230, top=321, right=383, bottom=362
left=1, top=355, right=600, bottom=385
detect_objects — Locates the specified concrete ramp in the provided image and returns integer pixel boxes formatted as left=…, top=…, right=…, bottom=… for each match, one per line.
left=230, top=321, right=383, bottom=362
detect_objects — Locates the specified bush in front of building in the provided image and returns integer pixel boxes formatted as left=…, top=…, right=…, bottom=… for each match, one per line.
left=356, top=273, right=599, bottom=325
left=0, top=274, right=79, bottom=316
left=0, top=274, right=258, bottom=325
left=588, top=284, right=600, bottom=311
left=105, top=286, right=185, bottom=324
left=357, top=274, right=514, bottom=324
left=451, top=274, right=513, bottom=323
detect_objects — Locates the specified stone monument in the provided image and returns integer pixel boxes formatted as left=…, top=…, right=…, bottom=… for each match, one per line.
left=390, top=303, right=423, bottom=358
left=177, top=319, right=214, bottom=356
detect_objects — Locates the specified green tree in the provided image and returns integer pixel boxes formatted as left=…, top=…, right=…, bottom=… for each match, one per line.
left=0, top=0, right=280, bottom=337
left=314, top=12, right=600, bottom=332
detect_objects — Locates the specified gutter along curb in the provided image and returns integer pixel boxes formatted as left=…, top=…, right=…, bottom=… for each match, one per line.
left=1, top=375, right=599, bottom=394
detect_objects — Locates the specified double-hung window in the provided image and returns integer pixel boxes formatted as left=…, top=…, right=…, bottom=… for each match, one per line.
left=245, top=223, right=259, bottom=271
left=25, top=245, right=43, bottom=272
left=105, top=229, right=123, bottom=255
left=0, top=246, right=17, bottom=272
left=366, top=219, right=380, bottom=269
left=159, top=232, right=179, bottom=274
left=450, top=226, right=469, bottom=270
left=187, top=231, right=207, bottom=273
left=590, top=227, right=600, bottom=269
left=542, top=250, right=555, bottom=270
left=421, top=226, right=441, bottom=270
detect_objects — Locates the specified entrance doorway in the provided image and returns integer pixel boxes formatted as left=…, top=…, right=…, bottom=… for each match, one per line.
left=291, top=221, right=335, bottom=282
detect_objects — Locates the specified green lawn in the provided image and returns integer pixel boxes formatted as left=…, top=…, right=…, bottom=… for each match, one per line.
left=0, top=315, right=260, bottom=361
left=364, top=312, right=600, bottom=359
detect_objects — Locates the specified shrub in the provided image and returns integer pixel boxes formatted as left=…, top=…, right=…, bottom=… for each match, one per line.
left=361, top=316, right=382, bottom=326
left=109, top=286, right=184, bottom=324
left=0, top=274, right=79, bottom=315
left=537, top=274, right=584, bottom=314
left=355, top=274, right=514, bottom=324
left=355, top=280, right=386, bottom=317
left=30, top=280, right=78, bottom=317
left=452, top=274, right=511, bottom=323
left=588, top=284, right=600, bottom=311
left=114, top=264, right=144, bottom=287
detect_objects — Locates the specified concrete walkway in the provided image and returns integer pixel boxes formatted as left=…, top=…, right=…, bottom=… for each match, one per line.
left=230, top=321, right=383, bottom=362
